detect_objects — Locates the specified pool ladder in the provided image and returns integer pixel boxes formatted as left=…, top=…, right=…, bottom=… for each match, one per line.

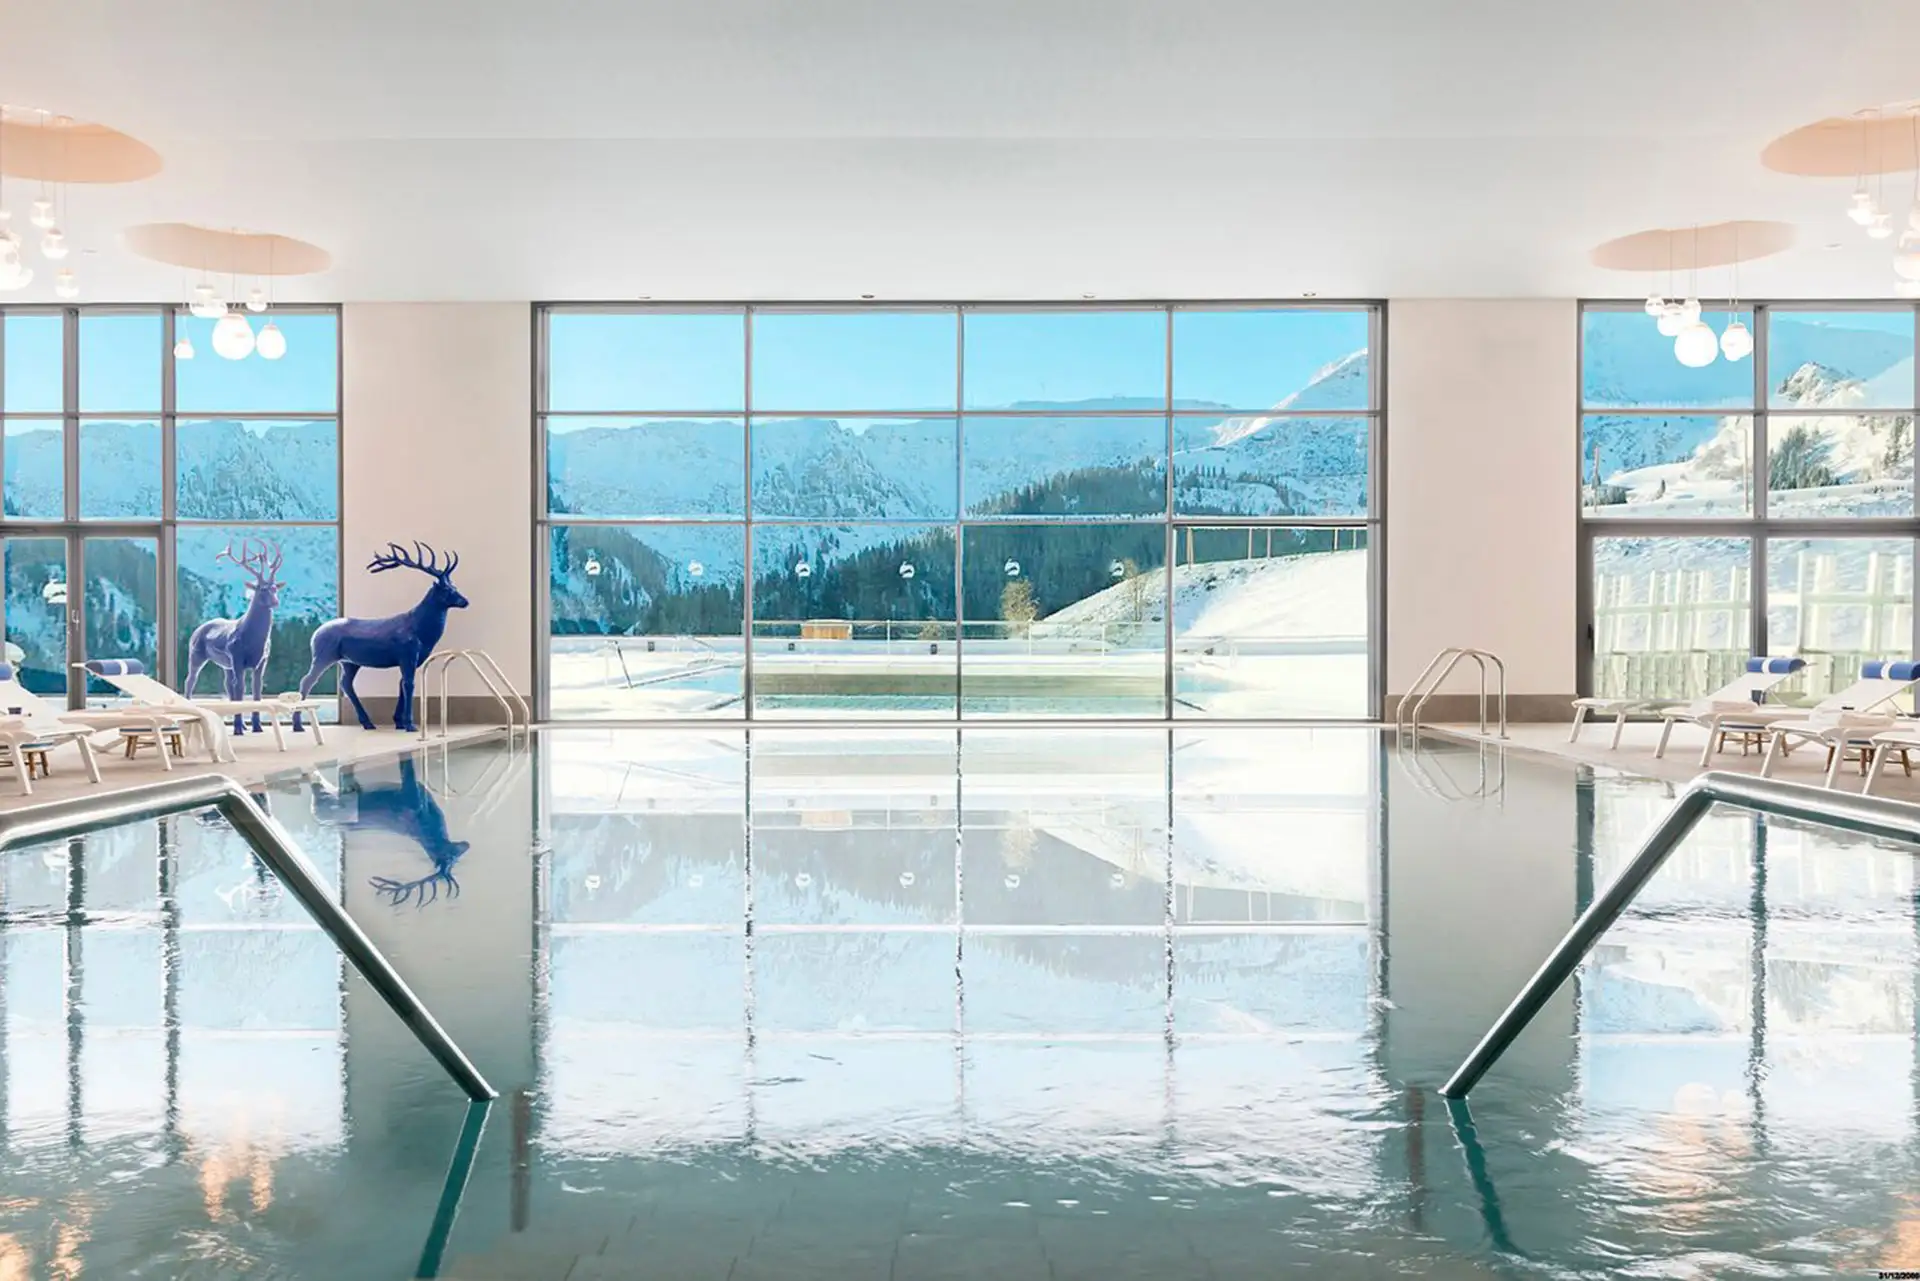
left=0, top=775, right=495, bottom=1102
left=1442, top=771, right=1920, bottom=1098
left=417, top=648, right=532, bottom=743
left=1397, top=647, right=1508, bottom=739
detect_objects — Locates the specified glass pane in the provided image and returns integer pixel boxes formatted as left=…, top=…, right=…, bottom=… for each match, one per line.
left=1173, top=414, right=1368, bottom=517
left=176, top=418, right=339, bottom=521
left=751, top=416, right=955, bottom=520
left=3, top=536, right=68, bottom=700
left=750, top=523, right=956, bottom=717
left=546, top=311, right=744, bottom=413
left=174, top=312, right=339, bottom=414
left=3, top=313, right=63, bottom=414
left=4, top=418, right=63, bottom=518
left=962, top=415, right=1166, bottom=518
left=962, top=311, right=1166, bottom=410
left=1766, top=537, right=1914, bottom=707
left=1581, top=307, right=1755, bottom=409
left=1172, top=309, right=1370, bottom=411
left=960, top=522, right=1167, bottom=716
left=548, top=523, right=745, bottom=718
left=751, top=311, right=957, bottom=412
left=79, top=312, right=162, bottom=412
left=1581, top=414, right=1751, bottom=518
left=1591, top=535, right=1753, bottom=702
left=1769, top=311, right=1915, bottom=410
left=81, top=536, right=159, bottom=704
left=177, top=525, right=342, bottom=698
left=546, top=417, right=743, bottom=518
left=79, top=419, right=161, bottom=519
left=1172, top=526, right=1369, bottom=718
left=1766, top=413, right=1914, bottom=518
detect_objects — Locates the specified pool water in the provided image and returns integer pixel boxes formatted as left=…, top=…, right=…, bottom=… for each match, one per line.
left=2, top=728, right=1918, bottom=1278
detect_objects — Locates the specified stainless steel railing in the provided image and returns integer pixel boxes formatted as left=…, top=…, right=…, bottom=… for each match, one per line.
left=418, top=648, right=531, bottom=742
left=1440, top=770, right=1920, bottom=1098
left=0, top=774, right=497, bottom=1102
left=1397, top=647, right=1508, bottom=739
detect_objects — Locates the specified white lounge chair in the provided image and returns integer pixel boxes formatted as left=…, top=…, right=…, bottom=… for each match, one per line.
left=0, top=663, right=103, bottom=794
left=1758, top=660, right=1920, bottom=788
left=1652, top=657, right=1809, bottom=768
left=1862, top=726, right=1920, bottom=795
left=74, top=660, right=238, bottom=764
left=1569, top=695, right=1684, bottom=748
left=87, top=659, right=328, bottom=754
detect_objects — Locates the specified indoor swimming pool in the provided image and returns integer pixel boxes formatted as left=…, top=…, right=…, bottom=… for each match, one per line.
left=1, top=727, right=1917, bottom=1279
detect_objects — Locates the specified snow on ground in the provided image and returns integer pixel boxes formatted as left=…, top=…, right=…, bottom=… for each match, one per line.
left=1048, top=548, right=1367, bottom=640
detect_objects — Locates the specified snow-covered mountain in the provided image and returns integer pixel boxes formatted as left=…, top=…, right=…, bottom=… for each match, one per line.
left=546, top=354, right=1373, bottom=522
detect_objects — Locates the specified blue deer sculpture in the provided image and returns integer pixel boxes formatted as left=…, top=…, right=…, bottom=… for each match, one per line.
left=307, top=756, right=470, bottom=906
left=185, top=538, right=284, bottom=736
left=297, top=542, right=468, bottom=732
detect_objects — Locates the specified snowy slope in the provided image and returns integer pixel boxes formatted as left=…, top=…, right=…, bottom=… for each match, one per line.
left=1047, top=549, right=1367, bottom=639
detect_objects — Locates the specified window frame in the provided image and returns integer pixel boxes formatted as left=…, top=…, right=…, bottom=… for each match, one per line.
left=533, top=300, right=1387, bottom=723
left=0, top=303, right=344, bottom=705
left=1576, top=300, right=1920, bottom=700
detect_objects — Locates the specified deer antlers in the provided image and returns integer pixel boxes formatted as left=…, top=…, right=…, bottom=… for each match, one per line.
left=215, top=538, right=283, bottom=585
left=367, top=867, right=461, bottom=908
left=368, top=540, right=459, bottom=581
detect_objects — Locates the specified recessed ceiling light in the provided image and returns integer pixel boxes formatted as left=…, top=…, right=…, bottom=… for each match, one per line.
left=1081, top=293, right=1095, bottom=299
left=860, top=293, right=874, bottom=300
left=1824, top=242, right=1842, bottom=250
left=1302, top=291, right=1318, bottom=298
left=636, top=294, right=651, bottom=299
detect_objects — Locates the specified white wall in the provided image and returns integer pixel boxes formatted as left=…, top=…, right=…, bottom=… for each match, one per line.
left=341, top=303, right=533, bottom=703
left=1386, top=299, right=1578, bottom=703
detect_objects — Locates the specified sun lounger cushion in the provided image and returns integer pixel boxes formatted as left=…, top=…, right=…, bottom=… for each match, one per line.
left=1860, top=660, right=1920, bottom=681
left=1747, top=657, right=1807, bottom=675
left=82, top=659, right=146, bottom=677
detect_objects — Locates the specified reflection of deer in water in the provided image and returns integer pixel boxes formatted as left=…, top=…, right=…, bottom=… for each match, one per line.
left=307, top=757, right=470, bottom=907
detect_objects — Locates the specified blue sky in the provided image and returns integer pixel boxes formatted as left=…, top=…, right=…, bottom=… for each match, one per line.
left=546, top=308, right=1371, bottom=416
left=3, top=311, right=339, bottom=416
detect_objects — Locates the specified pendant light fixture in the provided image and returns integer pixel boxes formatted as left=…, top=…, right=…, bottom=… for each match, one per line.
left=1673, top=227, right=1718, bottom=368
left=1720, top=227, right=1751, bottom=362
left=0, top=103, right=30, bottom=291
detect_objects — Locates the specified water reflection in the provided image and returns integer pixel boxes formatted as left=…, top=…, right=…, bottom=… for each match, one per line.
left=0, top=731, right=1917, bottom=1275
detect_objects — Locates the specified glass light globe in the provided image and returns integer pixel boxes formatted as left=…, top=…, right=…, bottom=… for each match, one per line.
left=0, top=261, right=29, bottom=292
left=188, top=284, right=227, bottom=319
left=1898, top=279, right=1920, bottom=299
left=1869, top=213, right=1895, bottom=240
left=39, top=229, right=66, bottom=260
left=1656, top=303, right=1687, bottom=337
left=211, top=312, right=255, bottom=360
left=245, top=287, right=267, bottom=313
left=173, top=336, right=195, bottom=359
left=52, top=269, right=77, bottom=299
left=1848, top=189, right=1878, bottom=225
left=1719, top=319, right=1753, bottom=361
left=1643, top=294, right=1665, bottom=317
left=28, top=198, right=54, bottom=230
left=254, top=320, right=286, bottom=360
left=1896, top=232, right=1920, bottom=281
left=1675, top=321, right=1719, bottom=368
left=1679, top=297, right=1701, bottom=324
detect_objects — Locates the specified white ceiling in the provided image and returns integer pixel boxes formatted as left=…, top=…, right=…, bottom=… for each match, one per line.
left=5, top=0, right=1920, bottom=302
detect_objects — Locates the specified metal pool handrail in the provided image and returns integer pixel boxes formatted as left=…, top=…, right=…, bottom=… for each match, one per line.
left=0, top=774, right=497, bottom=1102
left=1440, top=770, right=1920, bottom=1099
left=418, top=648, right=531, bottom=742
left=1398, top=647, right=1508, bottom=739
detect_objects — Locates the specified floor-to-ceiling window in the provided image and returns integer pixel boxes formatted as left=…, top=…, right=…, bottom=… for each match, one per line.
left=0, top=306, right=341, bottom=707
left=537, top=304, right=1382, bottom=720
left=1580, top=302, right=1918, bottom=703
